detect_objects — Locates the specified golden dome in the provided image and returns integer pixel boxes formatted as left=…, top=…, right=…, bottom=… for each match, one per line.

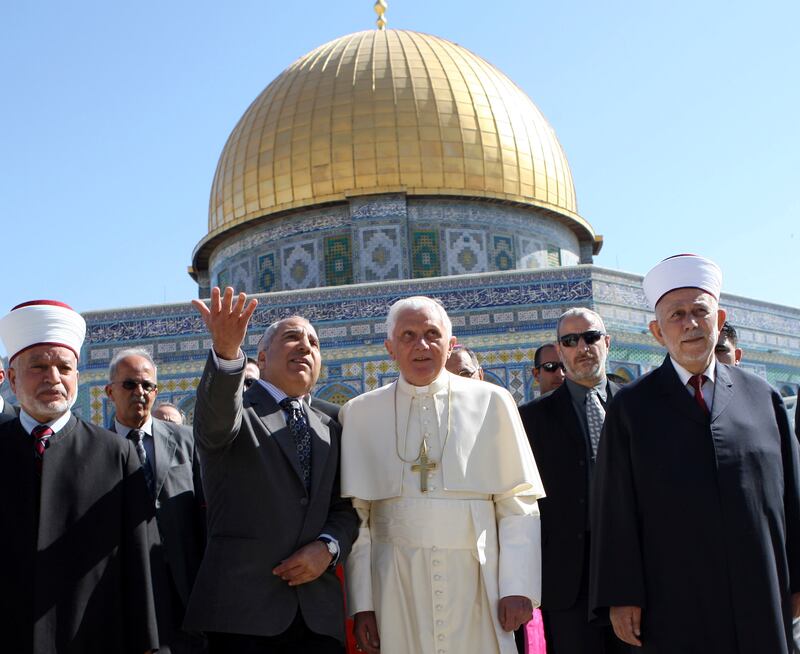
left=203, top=29, right=594, bottom=249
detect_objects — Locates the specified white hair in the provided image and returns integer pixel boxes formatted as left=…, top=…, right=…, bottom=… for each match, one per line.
left=385, top=296, right=452, bottom=338
left=108, top=347, right=157, bottom=381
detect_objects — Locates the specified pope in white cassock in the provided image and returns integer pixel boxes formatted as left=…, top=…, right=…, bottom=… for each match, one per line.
left=340, top=296, right=545, bottom=654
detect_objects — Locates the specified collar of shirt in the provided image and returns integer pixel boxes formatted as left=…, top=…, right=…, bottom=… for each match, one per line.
left=20, top=409, right=72, bottom=435
left=0, top=396, right=4, bottom=412
left=397, top=369, right=449, bottom=397
left=565, top=376, right=608, bottom=405
left=114, top=417, right=154, bottom=438
left=670, top=356, right=716, bottom=388
left=256, top=378, right=307, bottom=410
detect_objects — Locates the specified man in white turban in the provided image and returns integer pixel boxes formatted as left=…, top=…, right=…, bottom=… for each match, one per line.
left=589, top=255, right=800, bottom=654
left=340, top=296, right=545, bottom=654
left=0, top=300, right=158, bottom=654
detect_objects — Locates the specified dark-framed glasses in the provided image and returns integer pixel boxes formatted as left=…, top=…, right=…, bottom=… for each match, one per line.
left=115, top=380, right=158, bottom=394
left=558, top=330, right=606, bottom=348
left=537, top=361, right=565, bottom=373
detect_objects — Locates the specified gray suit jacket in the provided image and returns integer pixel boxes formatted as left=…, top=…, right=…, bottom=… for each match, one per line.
left=112, top=418, right=206, bottom=650
left=0, top=396, right=17, bottom=425
left=183, top=353, right=358, bottom=641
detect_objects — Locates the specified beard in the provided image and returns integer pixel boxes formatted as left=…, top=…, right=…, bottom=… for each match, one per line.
left=565, top=357, right=605, bottom=384
left=19, top=385, right=74, bottom=421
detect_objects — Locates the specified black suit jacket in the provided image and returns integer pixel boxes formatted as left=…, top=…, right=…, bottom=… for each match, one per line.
left=184, top=353, right=358, bottom=641
left=309, top=396, right=341, bottom=423
left=112, top=418, right=206, bottom=650
left=519, top=379, right=619, bottom=610
left=590, top=359, right=800, bottom=653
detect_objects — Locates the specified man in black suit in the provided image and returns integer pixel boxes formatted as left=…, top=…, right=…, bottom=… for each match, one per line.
left=185, top=287, right=358, bottom=653
left=590, top=254, right=800, bottom=653
left=520, top=308, right=627, bottom=654
left=106, top=348, right=206, bottom=653
left=0, top=358, right=17, bottom=423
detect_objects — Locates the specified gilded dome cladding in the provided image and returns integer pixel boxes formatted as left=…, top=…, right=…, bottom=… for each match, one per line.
left=207, top=29, right=587, bottom=239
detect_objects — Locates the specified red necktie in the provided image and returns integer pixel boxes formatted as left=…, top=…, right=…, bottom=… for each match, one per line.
left=32, top=424, right=53, bottom=474
left=688, top=375, right=709, bottom=415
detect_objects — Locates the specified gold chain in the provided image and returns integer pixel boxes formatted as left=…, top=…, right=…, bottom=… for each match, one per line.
left=393, top=377, right=452, bottom=464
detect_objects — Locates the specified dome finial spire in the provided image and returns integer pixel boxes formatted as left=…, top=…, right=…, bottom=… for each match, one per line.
left=374, top=0, right=388, bottom=30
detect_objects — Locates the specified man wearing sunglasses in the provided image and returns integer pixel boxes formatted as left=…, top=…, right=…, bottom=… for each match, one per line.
left=519, top=308, right=628, bottom=654
left=106, top=348, right=207, bottom=654
left=532, top=343, right=566, bottom=396
left=590, top=254, right=800, bottom=654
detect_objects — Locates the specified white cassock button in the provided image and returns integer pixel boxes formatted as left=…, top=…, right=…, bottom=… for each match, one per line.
left=437, top=620, right=444, bottom=626
left=432, top=546, right=438, bottom=551
left=438, top=650, right=445, bottom=654
left=429, top=485, right=437, bottom=491
left=436, top=590, right=443, bottom=596
left=434, top=575, right=442, bottom=580
left=438, top=634, right=445, bottom=641
left=433, top=560, right=440, bottom=566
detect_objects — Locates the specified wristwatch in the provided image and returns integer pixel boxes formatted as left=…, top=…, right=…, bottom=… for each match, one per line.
left=318, top=536, right=339, bottom=566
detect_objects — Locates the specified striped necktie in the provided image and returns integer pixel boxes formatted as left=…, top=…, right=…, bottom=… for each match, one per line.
left=32, top=424, right=53, bottom=474
left=127, top=429, right=155, bottom=497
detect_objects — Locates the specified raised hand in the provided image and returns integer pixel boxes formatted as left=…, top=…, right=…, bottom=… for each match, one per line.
left=192, top=286, right=258, bottom=360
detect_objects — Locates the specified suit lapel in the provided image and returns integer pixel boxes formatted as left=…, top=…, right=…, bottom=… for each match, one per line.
left=151, top=419, right=176, bottom=499
left=554, top=383, right=587, bottom=452
left=656, top=356, right=708, bottom=427
left=710, top=363, right=734, bottom=424
left=246, top=385, right=306, bottom=487
left=305, top=402, right=330, bottom=498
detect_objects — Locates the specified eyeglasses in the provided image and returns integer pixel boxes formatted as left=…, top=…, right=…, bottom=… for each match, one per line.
left=244, top=378, right=256, bottom=389
left=536, top=361, right=565, bottom=373
left=115, top=380, right=157, bottom=394
left=558, top=330, right=606, bottom=348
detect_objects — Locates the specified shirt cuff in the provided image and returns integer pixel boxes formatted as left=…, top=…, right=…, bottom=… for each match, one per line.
left=319, top=533, right=341, bottom=566
left=210, top=348, right=245, bottom=372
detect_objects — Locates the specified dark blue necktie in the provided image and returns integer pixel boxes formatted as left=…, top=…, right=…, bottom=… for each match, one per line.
left=127, top=429, right=155, bottom=497
left=279, top=398, right=312, bottom=491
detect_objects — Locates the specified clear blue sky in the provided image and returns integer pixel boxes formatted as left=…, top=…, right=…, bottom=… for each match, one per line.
left=2, top=0, right=797, bottom=329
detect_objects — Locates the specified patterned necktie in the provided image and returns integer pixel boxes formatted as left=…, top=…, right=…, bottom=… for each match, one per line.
left=32, top=424, right=53, bottom=474
left=688, top=375, right=709, bottom=415
left=279, top=398, right=312, bottom=492
left=585, top=389, right=606, bottom=460
left=127, top=428, right=155, bottom=497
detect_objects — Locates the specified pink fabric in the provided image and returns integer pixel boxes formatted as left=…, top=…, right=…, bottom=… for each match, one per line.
left=525, top=609, right=547, bottom=654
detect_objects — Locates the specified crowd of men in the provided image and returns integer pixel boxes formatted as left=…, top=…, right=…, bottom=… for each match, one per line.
left=0, top=253, right=798, bottom=654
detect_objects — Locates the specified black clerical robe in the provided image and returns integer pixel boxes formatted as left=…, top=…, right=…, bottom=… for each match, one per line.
left=0, top=415, right=159, bottom=654
left=590, top=357, right=800, bottom=654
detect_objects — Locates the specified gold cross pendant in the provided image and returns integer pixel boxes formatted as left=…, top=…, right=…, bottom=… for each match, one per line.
left=411, top=439, right=438, bottom=493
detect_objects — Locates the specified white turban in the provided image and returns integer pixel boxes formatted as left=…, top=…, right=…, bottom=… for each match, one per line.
left=0, top=300, right=86, bottom=362
left=643, top=254, right=722, bottom=309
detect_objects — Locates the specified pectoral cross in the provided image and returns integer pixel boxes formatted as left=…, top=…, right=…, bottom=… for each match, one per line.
left=411, top=439, right=438, bottom=493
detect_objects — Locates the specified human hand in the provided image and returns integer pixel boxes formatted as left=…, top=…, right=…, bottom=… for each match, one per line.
left=498, top=595, right=533, bottom=631
left=272, top=540, right=332, bottom=586
left=191, top=286, right=258, bottom=360
left=610, top=605, right=643, bottom=647
left=353, top=611, right=380, bottom=653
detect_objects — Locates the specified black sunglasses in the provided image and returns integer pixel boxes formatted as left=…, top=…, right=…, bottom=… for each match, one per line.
left=558, top=330, right=606, bottom=348
left=116, top=380, right=158, bottom=394
left=536, top=361, right=565, bottom=373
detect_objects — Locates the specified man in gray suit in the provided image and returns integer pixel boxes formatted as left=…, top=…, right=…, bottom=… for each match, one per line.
left=185, top=287, right=358, bottom=653
left=0, top=358, right=17, bottom=423
left=106, top=348, right=206, bottom=653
